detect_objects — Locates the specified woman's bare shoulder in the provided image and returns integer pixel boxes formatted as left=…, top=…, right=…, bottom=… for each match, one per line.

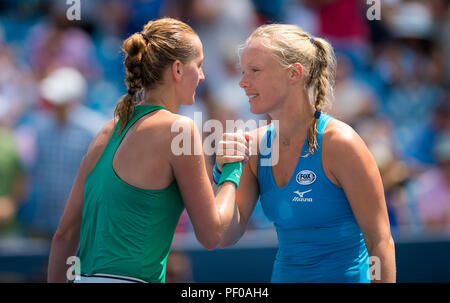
left=322, top=118, right=374, bottom=176
left=323, top=118, right=362, bottom=150
left=139, top=111, right=195, bottom=133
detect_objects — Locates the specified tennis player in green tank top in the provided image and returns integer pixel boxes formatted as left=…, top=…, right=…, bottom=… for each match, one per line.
left=47, top=18, right=250, bottom=283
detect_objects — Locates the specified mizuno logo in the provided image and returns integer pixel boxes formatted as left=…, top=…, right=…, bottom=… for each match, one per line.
left=294, top=189, right=311, bottom=198
left=292, top=189, right=313, bottom=202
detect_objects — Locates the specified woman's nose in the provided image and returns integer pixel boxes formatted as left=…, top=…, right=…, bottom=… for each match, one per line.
left=239, top=74, right=248, bottom=88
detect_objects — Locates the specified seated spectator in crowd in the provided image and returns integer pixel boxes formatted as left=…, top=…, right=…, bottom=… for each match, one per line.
left=329, top=53, right=378, bottom=128
left=18, top=67, right=105, bottom=239
left=415, top=134, right=450, bottom=235
left=0, top=98, right=25, bottom=235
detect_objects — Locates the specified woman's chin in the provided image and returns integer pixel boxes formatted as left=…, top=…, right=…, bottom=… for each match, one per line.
left=181, top=98, right=195, bottom=106
left=249, top=103, right=265, bottom=115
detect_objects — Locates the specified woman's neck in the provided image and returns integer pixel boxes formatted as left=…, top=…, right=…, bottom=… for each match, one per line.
left=269, top=90, right=314, bottom=145
left=138, top=85, right=180, bottom=113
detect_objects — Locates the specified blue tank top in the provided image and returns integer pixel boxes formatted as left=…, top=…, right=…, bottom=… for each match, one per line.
left=257, top=114, right=370, bottom=283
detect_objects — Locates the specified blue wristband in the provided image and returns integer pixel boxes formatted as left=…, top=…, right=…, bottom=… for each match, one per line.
left=213, top=162, right=222, bottom=185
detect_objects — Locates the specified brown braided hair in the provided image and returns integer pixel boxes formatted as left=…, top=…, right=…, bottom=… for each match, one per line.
left=114, top=18, right=198, bottom=134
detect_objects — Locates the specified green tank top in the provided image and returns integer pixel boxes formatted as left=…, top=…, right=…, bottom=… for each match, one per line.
left=79, top=104, right=184, bottom=283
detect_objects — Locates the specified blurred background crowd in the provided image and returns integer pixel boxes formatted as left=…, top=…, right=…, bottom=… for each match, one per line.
left=0, top=0, right=449, bottom=282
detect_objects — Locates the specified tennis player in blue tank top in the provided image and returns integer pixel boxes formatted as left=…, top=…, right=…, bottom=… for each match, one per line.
left=215, top=24, right=396, bottom=282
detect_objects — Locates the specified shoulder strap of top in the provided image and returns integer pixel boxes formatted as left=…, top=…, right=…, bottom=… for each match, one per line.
left=317, top=113, right=334, bottom=148
left=110, top=104, right=167, bottom=150
left=113, top=104, right=166, bottom=140
left=120, top=104, right=166, bottom=137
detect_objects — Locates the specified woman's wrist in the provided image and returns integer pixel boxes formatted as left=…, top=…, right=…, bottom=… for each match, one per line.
left=218, top=162, right=243, bottom=188
left=213, top=162, right=222, bottom=185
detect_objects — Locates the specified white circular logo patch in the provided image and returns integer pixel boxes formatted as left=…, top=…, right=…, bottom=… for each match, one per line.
left=296, top=170, right=316, bottom=185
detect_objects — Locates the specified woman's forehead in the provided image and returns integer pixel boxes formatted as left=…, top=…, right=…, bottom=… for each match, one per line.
left=189, top=34, right=204, bottom=59
left=241, top=40, right=275, bottom=65
left=190, top=35, right=203, bottom=50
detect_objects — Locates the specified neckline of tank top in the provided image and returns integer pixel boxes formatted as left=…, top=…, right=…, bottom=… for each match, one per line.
left=135, top=104, right=167, bottom=111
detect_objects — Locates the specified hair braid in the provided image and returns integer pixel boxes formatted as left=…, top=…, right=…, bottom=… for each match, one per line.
left=114, top=33, right=146, bottom=134
left=306, top=38, right=333, bottom=155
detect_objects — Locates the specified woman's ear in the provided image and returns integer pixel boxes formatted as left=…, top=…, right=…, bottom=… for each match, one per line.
left=288, top=62, right=303, bottom=83
left=171, top=60, right=183, bottom=82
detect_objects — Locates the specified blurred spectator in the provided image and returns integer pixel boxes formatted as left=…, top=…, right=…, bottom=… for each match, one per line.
left=0, top=25, right=28, bottom=236
left=251, top=0, right=290, bottom=23
left=25, top=4, right=101, bottom=80
left=314, top=0, right=369, bottom=42
left=372, top=1, right=444, bottom=167
left=430, top=0, right=450, bottom=87
left=356, top=116, right=412, bottom=232
left=407, top=98, right=450, bottom=166
left=303, top=0, right=371, bottom=69
left=95, top=0, right=133, bottom=38
left=0, top=98, right=25, bottom=235
left=0, top=30, right=30, bottom=128
left=386, top=1, right=434, bottom=41
left=165, top=0, right=257, bottom=121
left=125, top=0, right=165, bottom=34
left=284, top=0, right=318, bottom=36
left=329, top=53, right=378, bottom=127
left=414, top=134, right=450, bottom=235
left=17, top=67, right=106, bottom=239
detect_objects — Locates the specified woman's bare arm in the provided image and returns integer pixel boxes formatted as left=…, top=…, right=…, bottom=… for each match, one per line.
left=324, top=120, right=396, bottom=283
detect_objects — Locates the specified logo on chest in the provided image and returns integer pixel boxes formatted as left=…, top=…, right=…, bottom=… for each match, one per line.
left=295, top=170, right=316, bottom=185
left=292, top=189, right=313, bottom=202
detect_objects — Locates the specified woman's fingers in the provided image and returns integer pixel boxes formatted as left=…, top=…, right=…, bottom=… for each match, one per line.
left=217, top=141, right=249, bottom=157
left=216, top=132, right=252, bottom=170
left=221, top=155, right=246, bottom=164
left=222, top=132, right=248, bottom=146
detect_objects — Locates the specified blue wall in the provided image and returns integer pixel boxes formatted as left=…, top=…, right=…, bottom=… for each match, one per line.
left=184, top=240, right=450, bottom=282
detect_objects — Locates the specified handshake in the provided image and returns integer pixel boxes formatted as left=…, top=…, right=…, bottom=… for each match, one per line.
left=213, top=131, right=254, bottom=189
